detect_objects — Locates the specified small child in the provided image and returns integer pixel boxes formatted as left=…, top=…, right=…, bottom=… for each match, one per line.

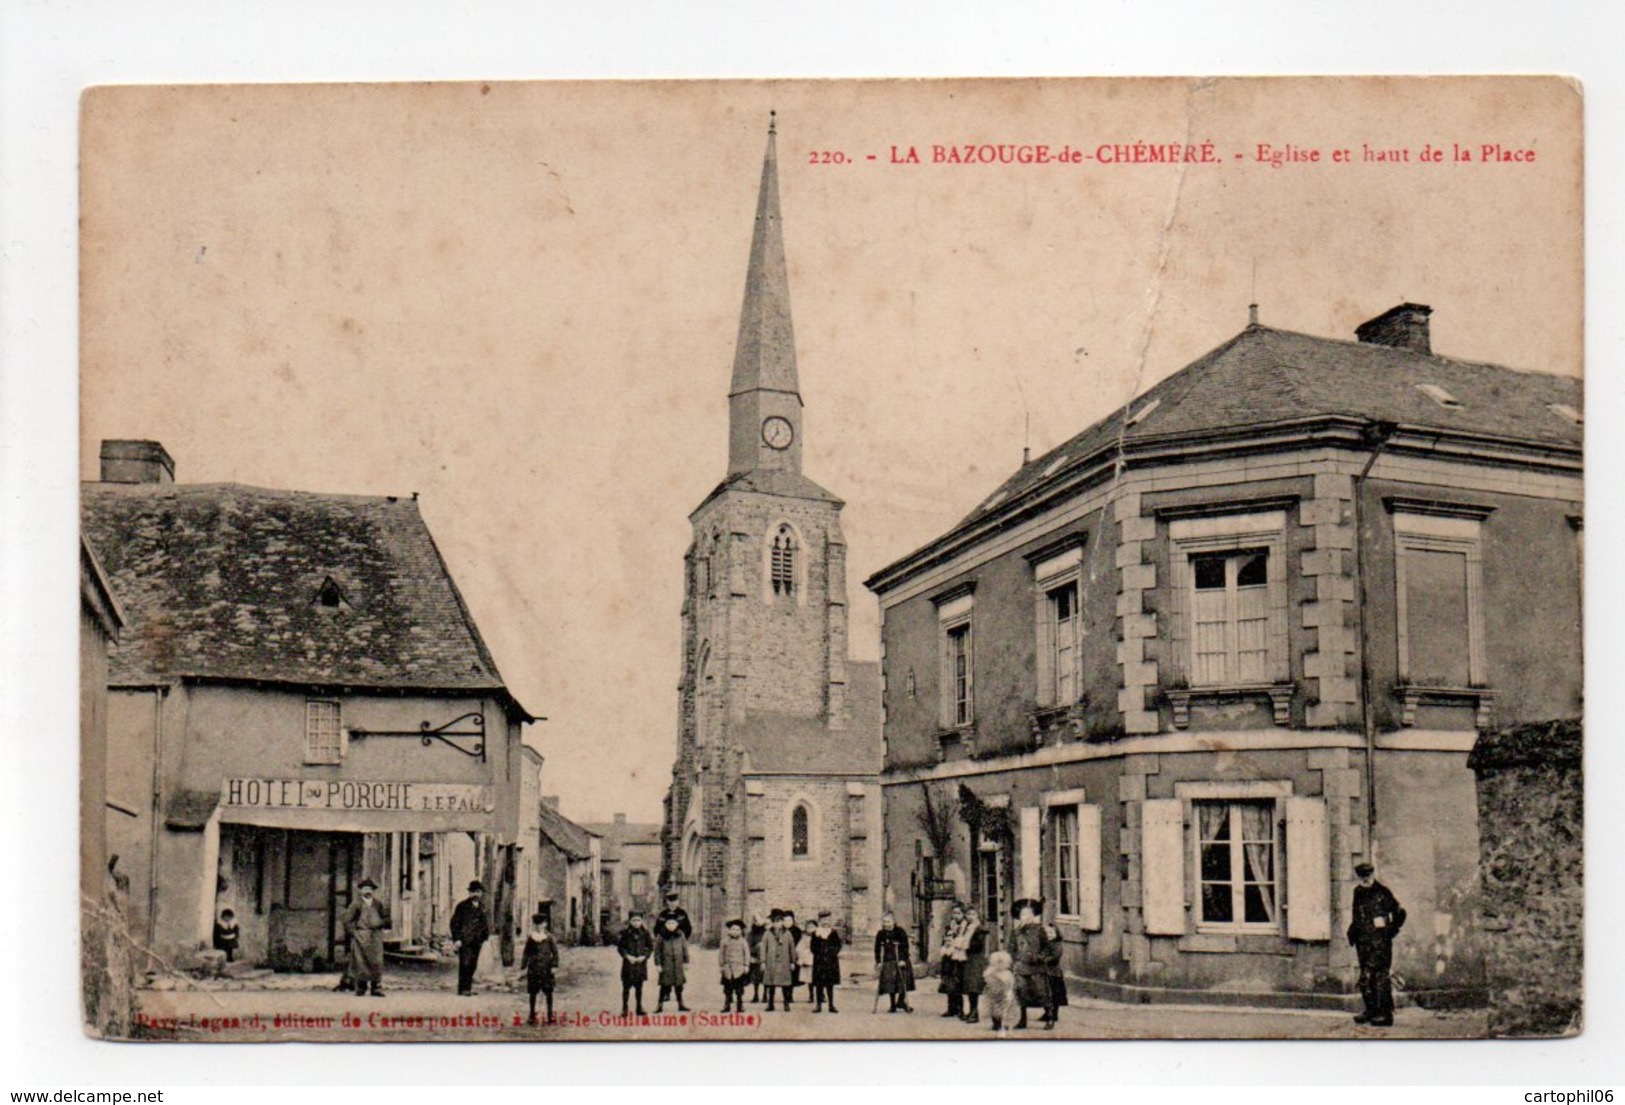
left=983, top=950, right=1018, bottom=1035
left=519, top=913, right=559, bottom=1025
left=212, top=908, right=240, bottom=963
left=718, top=918, right=752, bottom=1012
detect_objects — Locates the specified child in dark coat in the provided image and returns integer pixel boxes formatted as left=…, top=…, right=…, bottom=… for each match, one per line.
left=519, top=913, right=560, bottom=1025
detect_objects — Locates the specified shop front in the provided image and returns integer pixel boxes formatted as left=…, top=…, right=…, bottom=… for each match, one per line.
left=210, top=778, right=500, bottom=971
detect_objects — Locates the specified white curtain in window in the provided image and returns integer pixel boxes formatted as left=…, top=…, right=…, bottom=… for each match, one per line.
left=1239, top=802, right=1276, bottom=923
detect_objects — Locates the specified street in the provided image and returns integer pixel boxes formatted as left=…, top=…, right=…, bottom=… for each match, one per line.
left=131, top=945, right=1485, bottom=1042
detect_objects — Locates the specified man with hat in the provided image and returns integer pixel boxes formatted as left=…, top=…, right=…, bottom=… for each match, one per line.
left=656, top=888, right=693, bottom=941
left=759, top=909, right=796, bottom=1010
left=342, top=878, right=390, bottom=997
left=1348, top=862, right=1406, bottom=1027
left=450, top=879, right=490, bottom=997
left=808, top=910, right=844, bottom=1013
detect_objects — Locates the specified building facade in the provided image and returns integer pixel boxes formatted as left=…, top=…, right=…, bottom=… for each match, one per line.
left=660, top=119, right=883, bottom=946
left=536, top=798, right=601, bottom=945
left=587, top=813, right=662, bottom=938
left=867, top=306, right=1581, bottom=1004
left=83, top=440, right=536, bottom=972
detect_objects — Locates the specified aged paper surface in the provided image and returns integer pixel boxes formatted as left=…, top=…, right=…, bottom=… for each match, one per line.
left=79, top=77, right=1581, bottom=1042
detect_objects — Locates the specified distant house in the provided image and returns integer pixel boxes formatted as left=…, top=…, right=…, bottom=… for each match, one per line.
left=586, top=813, right=662, bottom=936
left=868, top=305, right=1581, bottom=1005
left=536, top=798, right=601, bottom=945
left=83, top=440, right=536, bottom=972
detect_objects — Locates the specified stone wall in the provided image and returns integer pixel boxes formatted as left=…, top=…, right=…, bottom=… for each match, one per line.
left=1468, top=719, right=1582, bottom=1037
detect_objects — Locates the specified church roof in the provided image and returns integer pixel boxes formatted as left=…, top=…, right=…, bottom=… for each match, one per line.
left=81, top=481, right=532, bottom=717
left=728, top=113, right=798, bottom=400
left=691, top=467, right=843, bottom=518
left=736, top=661, right=883, bottom=776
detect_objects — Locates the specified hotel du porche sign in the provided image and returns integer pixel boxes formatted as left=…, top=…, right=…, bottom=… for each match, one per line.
left=223, top=778, right=494, bottom=814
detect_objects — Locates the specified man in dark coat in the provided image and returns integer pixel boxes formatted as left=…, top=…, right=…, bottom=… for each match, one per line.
left=656, top=890, right=693, bottom=940
left=617, top=912, right=654, bottom=1015
left=343, top=879, right=390, bottom=997
left=1348, top=862, right=1406, bottom=1027
left=808, top=910, right=844, bottom=1013
left=874, top=912, right=915, bottom=1013
left=449, top=880, right=490, bottom=996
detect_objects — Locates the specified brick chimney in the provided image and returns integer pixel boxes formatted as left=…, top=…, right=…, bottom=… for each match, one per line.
left=542, top=795, right=561, bottom=810
left=99, top=440, right=175, bottom=484
left=614, top=812, right=627, bottom=826
left=1355, top=303, right=1432, bottom=355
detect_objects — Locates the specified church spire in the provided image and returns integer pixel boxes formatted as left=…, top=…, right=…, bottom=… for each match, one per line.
left=727, top=111, right=804, bottom=476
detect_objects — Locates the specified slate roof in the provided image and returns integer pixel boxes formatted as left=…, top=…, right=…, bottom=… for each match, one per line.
left=584, top=820, right=664, bottom=863
left=537, top=802, right=599, bottom=862
left=81, top=482, right=529, bottom=715
left=692, top=467, right=843, bottom=518
left=735, top=661, right=883, bottom=775
left=872, top=321, right=1582, bottom=589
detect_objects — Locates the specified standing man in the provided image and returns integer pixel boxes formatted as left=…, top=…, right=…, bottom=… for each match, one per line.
left=343, top=878, right=390, bottom=998
left=450, top=879, right=490, bottom=997
left=1348, top=862, right=1406, bottom=1027
left=656, top=889, right=693, bottom=940
left=760, top=910, right=795, bottom=1011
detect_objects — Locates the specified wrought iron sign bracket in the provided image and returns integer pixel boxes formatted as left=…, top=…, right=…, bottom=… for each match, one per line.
left=348, top=711, right=487, bottom=761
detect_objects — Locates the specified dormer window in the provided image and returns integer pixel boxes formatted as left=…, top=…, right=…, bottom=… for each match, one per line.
left=1548, top=403, right=1582, bottom=426
left=313, top=576, right=348, bottom=610
left=1125, top=397, right=1162, bottom=426
left=1415, top=384, right=1462, bottom=409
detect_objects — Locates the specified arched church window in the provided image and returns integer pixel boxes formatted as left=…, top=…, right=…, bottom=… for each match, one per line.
left=771, top=525, right=797, bottom=596
left=791, top=803, right=810, bottom=857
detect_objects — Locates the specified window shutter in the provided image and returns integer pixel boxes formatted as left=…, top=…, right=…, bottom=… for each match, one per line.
left=1141, top=798, right=1186, bottom=936
left=1077, top=803, right=1103, bottom=931
left=1166, top=557, right=1189, bottom=688
left=1019, top=806, right=1041, bottom=899
left=1284, top=796, right=1331, bottom=941
left=1035, top=592, right=1055, bottom=708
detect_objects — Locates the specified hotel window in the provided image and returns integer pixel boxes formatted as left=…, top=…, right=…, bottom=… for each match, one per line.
left=1393, top=509, right=1486, bottom=688
left=935, top=587, right=976, bottom=729
left=305, top=699, right=344, bottom=764
left=1167, top=510, right=1289, bottom=689
left=1195, top=799, right=1278, bottom=929
left=1030, top=541, right=1085, bottom=708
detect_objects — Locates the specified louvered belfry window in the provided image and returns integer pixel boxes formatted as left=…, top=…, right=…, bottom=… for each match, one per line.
left=771, top=525, right=797, bottom=596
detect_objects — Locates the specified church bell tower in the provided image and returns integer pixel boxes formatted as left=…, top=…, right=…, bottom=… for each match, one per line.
left=662, top=113, right=864, bottom=944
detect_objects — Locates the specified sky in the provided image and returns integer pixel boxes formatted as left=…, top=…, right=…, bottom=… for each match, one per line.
left=79, top=77, right=1581, bottom=824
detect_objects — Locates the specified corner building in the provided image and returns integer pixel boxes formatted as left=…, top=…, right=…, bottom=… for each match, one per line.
left=867, top=305, right=1581, bottom=1006
left=662, top=120, right=883, bottom=946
